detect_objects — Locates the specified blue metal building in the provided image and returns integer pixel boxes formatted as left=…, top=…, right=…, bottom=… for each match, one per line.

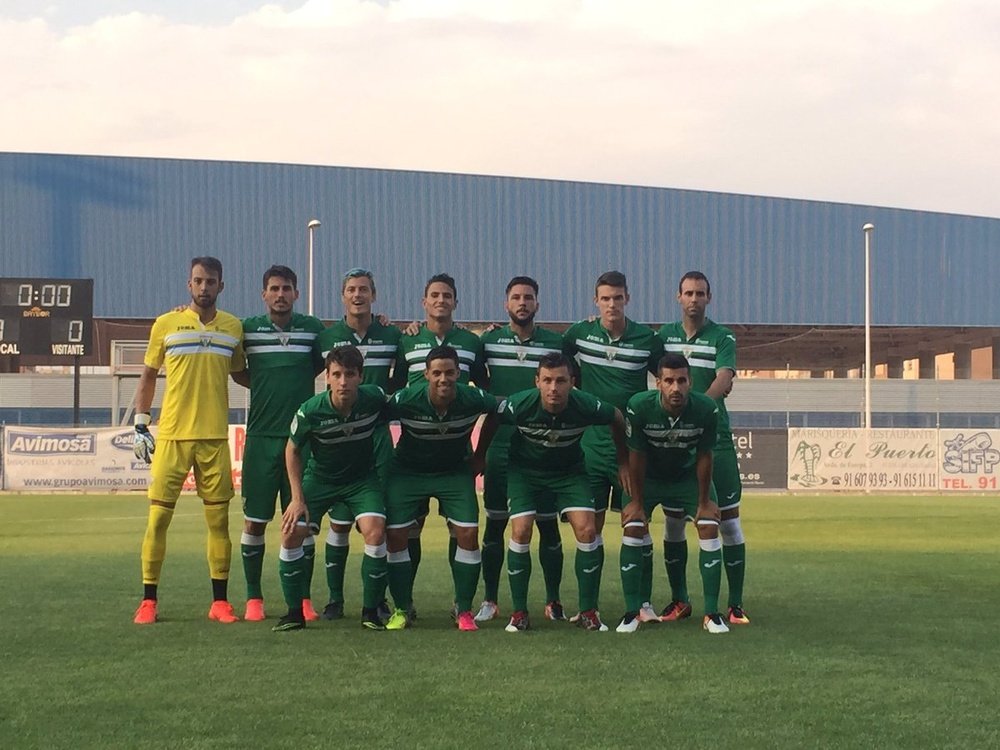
left=3, top=151, right=999, bottom=326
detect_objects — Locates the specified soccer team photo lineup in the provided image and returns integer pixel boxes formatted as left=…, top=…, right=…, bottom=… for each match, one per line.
left=130, top=258, right=749, bottom=635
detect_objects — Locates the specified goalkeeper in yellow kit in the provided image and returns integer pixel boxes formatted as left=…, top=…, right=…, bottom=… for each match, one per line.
left=132, top=256, right=246, bottom=624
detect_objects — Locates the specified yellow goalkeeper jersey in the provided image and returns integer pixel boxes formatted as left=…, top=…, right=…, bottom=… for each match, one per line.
left=144, top=307, right=246, bottom=440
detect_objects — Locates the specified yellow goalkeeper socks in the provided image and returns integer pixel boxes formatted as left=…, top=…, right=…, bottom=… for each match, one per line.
left=203, top=499, right=232, bottom=580
left=141, top=501, right=176, bottom=584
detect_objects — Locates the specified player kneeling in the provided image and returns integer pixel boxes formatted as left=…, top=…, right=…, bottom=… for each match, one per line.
left=273, top=346, right=390, bottom=631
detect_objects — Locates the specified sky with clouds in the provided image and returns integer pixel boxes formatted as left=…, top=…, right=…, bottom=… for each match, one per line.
left=3, top=0, right=998, bottom=217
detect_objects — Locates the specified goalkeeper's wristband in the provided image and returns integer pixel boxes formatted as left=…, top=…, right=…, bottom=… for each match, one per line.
left=134, top=413, right=152, bottom=428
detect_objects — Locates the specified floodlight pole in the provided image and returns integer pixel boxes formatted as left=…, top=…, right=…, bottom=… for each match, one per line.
left=863, top=223, right=875, bottom=430
left=307, top=219, right=321, bottom=316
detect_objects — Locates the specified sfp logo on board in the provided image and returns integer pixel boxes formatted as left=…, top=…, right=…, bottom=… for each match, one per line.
left=7, top=432, right=97, bottom=455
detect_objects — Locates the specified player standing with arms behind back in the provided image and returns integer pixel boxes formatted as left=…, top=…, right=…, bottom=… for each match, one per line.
left=234, top=265, right=324, bottom=623
left=316, top=267, right=400, bottom=621
left=474, top=276, right=565, bottom=623
left=562, top=271, right=663, bottom=623
left=132, top=257, right=246, bottom=624
left=658, top=271, right=749, bottom=626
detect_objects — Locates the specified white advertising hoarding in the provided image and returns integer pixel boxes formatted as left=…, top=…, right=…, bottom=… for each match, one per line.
left=2, top=425, right=246, bottom=492
left=937, top=429, right=1000, bottom=492
left=787, top=428, right=938, bottom=491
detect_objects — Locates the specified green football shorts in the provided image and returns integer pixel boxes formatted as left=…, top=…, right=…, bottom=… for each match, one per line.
left=713, top=448, right=742, bottom=510
left=507, top=466, right=595, bottom=519
left=384, top=462, right=479, bottom=529
left=642, top=474, right=719, bottom=520
left=581, top=425, right=623, bottom=512
left=241, top=435, right=291, bottom=522
left=301, top=473, right=386, bottom=534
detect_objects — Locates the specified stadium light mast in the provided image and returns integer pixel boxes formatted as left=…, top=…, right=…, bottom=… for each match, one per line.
left=307, top=219, right=321, bottom=316
left=863, top=223, right=875, bottom=430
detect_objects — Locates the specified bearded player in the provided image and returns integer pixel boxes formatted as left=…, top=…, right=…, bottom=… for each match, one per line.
left=658, top=272, right=749, bottom=626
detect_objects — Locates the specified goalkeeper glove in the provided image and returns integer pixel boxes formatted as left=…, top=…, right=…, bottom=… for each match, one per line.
left=134, top=413, right=155, bottom=463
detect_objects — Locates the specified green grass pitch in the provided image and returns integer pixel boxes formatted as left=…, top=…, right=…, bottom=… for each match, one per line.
left=1, top=493, right=998, bottom=749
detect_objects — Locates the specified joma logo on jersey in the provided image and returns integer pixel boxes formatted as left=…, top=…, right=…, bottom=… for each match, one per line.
left=8, top=432, right=97, bottom=455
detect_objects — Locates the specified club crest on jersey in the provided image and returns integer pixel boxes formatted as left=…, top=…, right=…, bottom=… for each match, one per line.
left=200, top=336, right=213, bottom=348
left=683, top=347, right=693, bottom=358
left=437, top=423, right=449, bottom=435
left=516, top=348, right=528, bottom=362
left=278, top=333, right=290, bottom=347
left=545, top=430, right=559, bottom=446
left=343, top=425, right=354, bottom=437
left=605, top=349, right=617, bottom=362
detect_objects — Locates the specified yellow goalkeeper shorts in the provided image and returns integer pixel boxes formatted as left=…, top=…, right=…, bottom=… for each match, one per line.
left=148, top=439, right=233, bottom=502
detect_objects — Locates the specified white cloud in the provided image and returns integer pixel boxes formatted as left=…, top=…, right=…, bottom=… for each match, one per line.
left=1, top=0, right=998, bottom=216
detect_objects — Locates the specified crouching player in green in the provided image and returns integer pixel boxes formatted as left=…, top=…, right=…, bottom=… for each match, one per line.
left=274, top=346, right=390, bottom=632
left=620, top=352, right=729, bottom=634
left=381, top=345, right=496, bottom=632
left=486, top=352, right=632, bottom=633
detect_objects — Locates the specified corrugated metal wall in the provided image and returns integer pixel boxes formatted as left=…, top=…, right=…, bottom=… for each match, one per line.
left=2, top=152, right=998, bottom=324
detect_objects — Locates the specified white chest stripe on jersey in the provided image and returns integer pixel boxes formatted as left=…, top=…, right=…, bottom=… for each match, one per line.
left=574, top=338, right=650, bottom=360
left=576, top=352, right=647, bottom=371
left=246, top=344, right=314, bottom=355
left=484, top=343, right=561, bottom=356
left=486, top=358, right=538, bottom=369
left=408, top=362, right=470, bottom=373
left=663, top=343, right=717, bottom=358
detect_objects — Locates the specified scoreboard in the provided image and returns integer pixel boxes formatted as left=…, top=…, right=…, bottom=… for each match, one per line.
left=0, top=278, right=94, bottom=361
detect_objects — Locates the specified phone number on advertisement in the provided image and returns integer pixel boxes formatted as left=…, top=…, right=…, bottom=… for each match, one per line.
left=840, top=472, right=937, bottom=489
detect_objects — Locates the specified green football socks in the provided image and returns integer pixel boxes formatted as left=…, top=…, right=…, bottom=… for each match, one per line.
left=361, top=544, right=388, bottom=609
left=481, top=517, right=507, bottom=602
left=575, top=539, right=603, bottom=612
left=619, top=535, right=645, bottom=613
left=699, top=537, right=723, bottom=614
left=536, top=518, right=563, bottom=603
left=506, top=543, right=532, bottom=612
left=240, top=532, right=265, bottom=600
left=324, top=530, right=350, bottom=603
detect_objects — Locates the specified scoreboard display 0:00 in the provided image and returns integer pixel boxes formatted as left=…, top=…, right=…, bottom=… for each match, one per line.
left=0, top=278, right=94, bottom=360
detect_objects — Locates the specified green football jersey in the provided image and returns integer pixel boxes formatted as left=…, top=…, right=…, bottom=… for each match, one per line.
left=626, top=389, right=718, bottom=482
left=289, top=384, right=387, bottom=484
left=480, top=324, right=564, bottom=397
left=242, top=313, right=325, bottom=437
left=562, top=318, right=663, bottom=412
left=392, top=324, right=486, bottom=389
left=318, top=317, right=403, bottom=390
left=386, top=381, right=495, bottom=473
left=499, top=388, right=616, bottom=472
left=657, top=319, right=736, bottom=446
